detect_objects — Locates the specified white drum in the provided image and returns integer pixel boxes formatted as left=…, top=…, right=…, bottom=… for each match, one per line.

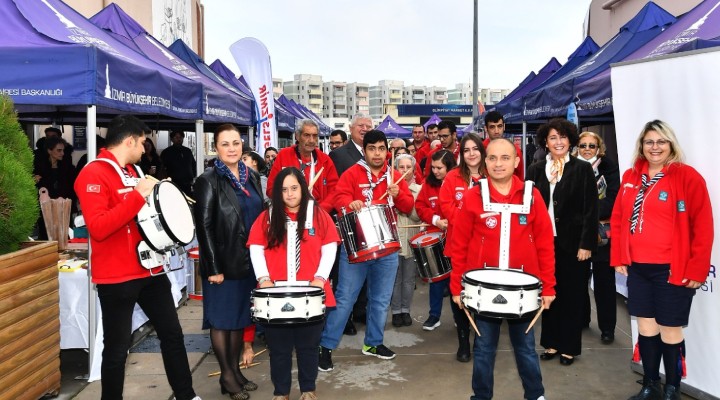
left=461, top=269, right=542, bottom=319
left=137, top=181, right=195, bottom=252
left=251, top=286, right=326, bottom=325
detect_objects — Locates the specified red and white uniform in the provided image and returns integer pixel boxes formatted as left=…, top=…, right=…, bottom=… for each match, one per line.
left=334, top=163, right=414, bottom=215
left=247, top=208, right=341, bottom=306
left=424, top=143, right=460, bottom=177
left=483, top=138, right=525, bottom=180
left=74, top=149, right=158, bottom=283
left=415, top=184, right=445, bottom=226
left=414, top=140, right=431, bottom=164
left=266, top=145, right=339, bottom=213
left=449, top=176, right=556, bottom=297
left=438, top=168, right=481, bottom=257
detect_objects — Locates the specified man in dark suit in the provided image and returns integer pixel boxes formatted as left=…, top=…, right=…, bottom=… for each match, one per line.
left=330, top=114, right=372, bottom=176
left=328, top=113, right=373, bottom=336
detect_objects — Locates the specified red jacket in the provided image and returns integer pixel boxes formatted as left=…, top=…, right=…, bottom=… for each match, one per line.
left=266, top=145, right=339, bottom=213
left=483, top=138, right=525, bottom=180
left=414, top=140, right=431, bottom=164
left=438, top=168, right=479, bottom=256
left=334, top=162, right=414, bottom=215
left=424, top=143, right=460, bottom=177
left=610, top=160, right=713, bottom=285
left=415, top=184, right=444, bottom=225
left=449, top=176, right=556, bottom=296
left=74, top=150, right=157, bottom=283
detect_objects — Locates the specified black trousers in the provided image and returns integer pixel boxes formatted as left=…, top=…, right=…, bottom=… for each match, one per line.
left=586, top=243, right=617, bottom=333
left=264, top=320, right=325, bottom=395
left=97, top=275, right=196, bottom=400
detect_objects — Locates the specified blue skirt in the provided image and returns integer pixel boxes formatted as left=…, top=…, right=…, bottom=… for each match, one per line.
left=202, top=276, right=254, bottom=330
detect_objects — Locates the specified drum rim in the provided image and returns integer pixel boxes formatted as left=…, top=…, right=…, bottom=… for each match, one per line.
left=252, top=315, right=325, bottom=325
left=154, top=181, right=195, bottom=245
left=409, top=231, right=444, bottom=247
left=467, top=309, right=539, bottom=320
left=462, top=268, right=542, bottom=290
left=252, top=286, right=325, bottom=297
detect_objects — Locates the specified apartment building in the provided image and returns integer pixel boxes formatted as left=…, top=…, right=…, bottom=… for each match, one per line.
left=322, top=81, right=348, bottom=119
left=347, top=82, right=370, bottom=117
left=283, top=74, right=323, bottom=115
left=272, top=77, right=283, bottom=98
left=447, top=83, right=509, bottom=105
left=369, top=79, right=404, bottom=120
left=425, top=86, right=448, bottom=104
left=403, top=85, right=427, bottom=105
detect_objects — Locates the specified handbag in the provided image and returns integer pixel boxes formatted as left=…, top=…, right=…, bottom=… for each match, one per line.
left=598, top=221, right=610, bottom=246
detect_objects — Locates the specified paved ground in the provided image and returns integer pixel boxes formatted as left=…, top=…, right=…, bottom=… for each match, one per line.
left=56, top=281, right=696, bottom=400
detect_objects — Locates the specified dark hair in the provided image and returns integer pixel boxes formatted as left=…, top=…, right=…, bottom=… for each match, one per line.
left=330, top=129, right=347, bottom=142
left=484, top=111, right=504, bottom=126
left=426, top=123, right=438, bottom=131
left=264, top=146, right=278, bottom=156
left=214, top=124, right=240, bottom=146
left=143, top=138, right=158, bottom=155
left=426, top=150, right=456, bottom=188
left=437, top=121, right=457, bottom=134
left=105, top=115, right=149, bottom=147
left=170, top=130, right=185, bottom=139
left=458, top=132, right=486, bottom=184
left=267, top=168, right=311, bottom=249
left=242, top=151, right=267, bottom=174
left=536, top=118, right=579, bottom=148
left=44, top=126, right=62, bottom=136
left=44, top=136, right=65, bottom=152
left=362, top=129, right=387, bottom=150
left=394, top=147, right=409, bottom=155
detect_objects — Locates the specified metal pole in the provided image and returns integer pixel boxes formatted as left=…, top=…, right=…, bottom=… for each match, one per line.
left=472, top=0, right=479, bottom=121
left=86, top=105, right=97, bottom=380
left=195, top=120, right=204, bottom=175
left=522, top=121, right=528, bottom=175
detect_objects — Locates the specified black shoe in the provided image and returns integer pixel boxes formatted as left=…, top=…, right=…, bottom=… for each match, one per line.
left=318, top=346, right=334, bottom=371
left=628, top=380, right=663, bottom=400
left=601, top=331, right=615, bottom=344
left=422, top=315, right=441, bottom=331
left=362, top=344, right=396, bottom=360
left=392, top=314, right=403, bottom=327
left=559, top=355, right=574, bottom=366
left=344, top=319, right=357, bottom=336
left=539, top=351, right=557, bottom=361
left=220, top=379, right=250, bottom=400
left=456, top=329, right=471, bottom=363
left=663, top=384, right=681, bottom=400
left=402, top=313, right=413, bottom=326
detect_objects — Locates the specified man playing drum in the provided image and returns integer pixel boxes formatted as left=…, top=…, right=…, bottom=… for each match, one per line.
left=318, top=130, right=414, bottom=371
left=74, top=115, right=200, bottom=400
left=450, top=138, right=556, bottom=400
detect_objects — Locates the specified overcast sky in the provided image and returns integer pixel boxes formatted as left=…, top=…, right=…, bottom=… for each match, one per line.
left=203, top=0, right=592, bottom=90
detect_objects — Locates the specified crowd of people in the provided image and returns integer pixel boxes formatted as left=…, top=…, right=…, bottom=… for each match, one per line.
left=70, top=111, right=712, bottom=400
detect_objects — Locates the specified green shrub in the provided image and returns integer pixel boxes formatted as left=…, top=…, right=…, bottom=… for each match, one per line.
left=0, top=96, right=38, bottom=254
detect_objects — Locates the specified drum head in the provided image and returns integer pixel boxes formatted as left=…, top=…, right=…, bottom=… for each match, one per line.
left=464, top=268, right=541, bottom=290
left=254, top=286, right=324, bottom=297
left=410, top=231, right=443, bottom=247
left=156, top=182, right=195, bottom=244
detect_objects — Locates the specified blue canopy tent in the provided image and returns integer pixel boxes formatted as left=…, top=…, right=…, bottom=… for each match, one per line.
left=0, top=0, right=202, bottom=123
left=206, top=59, right=296, bottom=132
left=376, top=115, right=411, bottom=138
left=277, top=95, right=332, bottom=136
left=90, top=4, right=252, bottom=126
left=495, top=58, right=562, bottom=123
left=575, top=0, right=720, bottom=116
left=423, top=114, right=442, bottom=129
left=522, top=2, right=677, bottom=120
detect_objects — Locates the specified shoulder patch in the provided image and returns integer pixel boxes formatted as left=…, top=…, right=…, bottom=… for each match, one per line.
left=87, top=184, right=101, bottom=193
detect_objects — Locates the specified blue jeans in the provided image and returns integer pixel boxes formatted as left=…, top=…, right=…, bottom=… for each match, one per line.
left=429, top=278, right=449, bottom=317
left=471, top=316, right=544, bottom=400
left=320, top=246, right=398, bottom=349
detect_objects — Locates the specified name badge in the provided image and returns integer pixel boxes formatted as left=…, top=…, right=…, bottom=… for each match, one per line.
left=518, top=215, right=528, bottom=225
left=658, top=191, right=668, bottom=202
left=677, top=200, right=686, bottom=212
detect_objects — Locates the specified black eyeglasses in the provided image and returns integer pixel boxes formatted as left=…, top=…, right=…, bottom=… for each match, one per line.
left=438, top=134, right=451, bottom=139
left=578, top=144, right=597, bottom=149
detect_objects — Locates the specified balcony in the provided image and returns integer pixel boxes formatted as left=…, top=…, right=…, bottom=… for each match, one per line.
left=309, top=98, right=322, bottom=105
left=307, top=89, right=322, bottom=95
left=413, top=94, right=424, bottom=100
left=389, top=93, right=402, bottom=101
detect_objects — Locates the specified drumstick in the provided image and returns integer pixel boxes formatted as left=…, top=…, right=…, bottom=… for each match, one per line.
left=308, top=166, right=325, bottom=192
left=378, top=169, right=413, bottom=201
left=463, top=308, right=481, bottom=337
left=207, top=362, right=261, bottom=377
left=525, top=306, right=544, bottom=334
left=146, top=175, right=196, bottom=204
left=398, top=224, right=430, bottom=228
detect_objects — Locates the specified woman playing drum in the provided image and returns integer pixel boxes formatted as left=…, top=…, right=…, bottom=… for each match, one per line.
left=247, top=168, right=340, bottom=400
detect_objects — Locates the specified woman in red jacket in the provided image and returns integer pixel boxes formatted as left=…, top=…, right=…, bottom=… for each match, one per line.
left=437, top=132, right=486, bottom=362
left=611, top=120, right=713, bottom=400
left=415, top=150, right=456, bottom=331
left=248, top=167, right=340, bottom=400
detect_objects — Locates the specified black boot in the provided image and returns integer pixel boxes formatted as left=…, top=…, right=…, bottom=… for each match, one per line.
left=661, top=340, right=685, bottom=400
left=456, top=328, right=471, bottom=363
left=663, top=384, right=680, bottom=400
left=628, top=380, right=663, bottom=400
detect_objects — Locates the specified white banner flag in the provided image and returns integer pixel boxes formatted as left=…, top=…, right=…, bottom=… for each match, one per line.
left=230, top=37, right=277, bottom=151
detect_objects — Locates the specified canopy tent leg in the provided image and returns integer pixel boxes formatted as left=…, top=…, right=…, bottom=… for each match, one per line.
left=248, top=126, right=255, bottom=150
left=86, top=105, right=97, bottom=381
left=522, top=121, right=528, bottom=175
left=195, top=120, right=204, bottom=175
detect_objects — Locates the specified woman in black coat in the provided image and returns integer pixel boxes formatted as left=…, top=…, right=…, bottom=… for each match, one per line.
left=194, top=124, right=264, bottom=400
left=526, top=118, right=598, bottom=365
left=575, top=131, right=620, bottom=344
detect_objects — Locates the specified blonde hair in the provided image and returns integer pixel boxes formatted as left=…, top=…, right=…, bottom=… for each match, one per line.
left=631, top=120, right=685, bottom=167
left=577, top=131, right=606, bottom=157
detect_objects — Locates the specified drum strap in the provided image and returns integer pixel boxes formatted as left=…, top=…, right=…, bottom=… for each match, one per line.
left=295, top=146, right=317, bottom=186
left=286, top=218, right=301, bottom=282
left=479, top=179, right=534, bottom=270
left=89, top=158, right=144, bottom=187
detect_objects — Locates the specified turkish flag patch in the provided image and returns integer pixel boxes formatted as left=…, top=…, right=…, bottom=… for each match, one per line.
left=87, top=184, right=101, bottom=193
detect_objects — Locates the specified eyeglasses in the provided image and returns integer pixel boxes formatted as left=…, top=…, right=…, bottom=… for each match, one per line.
left=578, top=144, right=597, bottom=149
left=643, top=139, right=669, bottom=147
left=438, top=134, right=451, bottom=139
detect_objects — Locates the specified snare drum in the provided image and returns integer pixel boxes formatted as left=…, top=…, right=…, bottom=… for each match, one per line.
left=410, top=231, right=451, bottom=282
left=251, top=286, right=326, bottom=325
left=137, top=181, right=195, bottom=252
left=461, top=269, right=541, bottom=319
left=338, top=204, right=400, bottom=263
